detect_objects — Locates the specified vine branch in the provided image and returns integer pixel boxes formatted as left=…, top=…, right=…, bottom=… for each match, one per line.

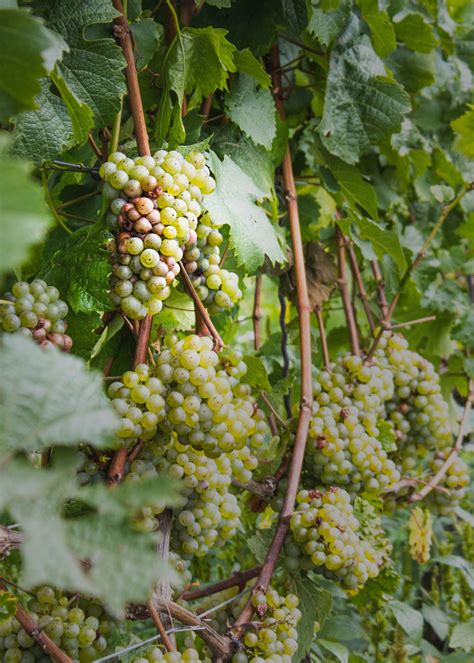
left=336, top=226, right=360, bottom=356
left=179, top=262, right=223, bottom=351
left=181, top=566, right=262, bottom=601
left=346, top=240, right=375, bottom=334
left=253, top=275, right=262, bottom=351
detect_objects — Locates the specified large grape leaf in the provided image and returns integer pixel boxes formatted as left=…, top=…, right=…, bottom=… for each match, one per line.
left=394, top=12, right=439, bottom=53
left=226, top=74, right=276, bottom=149
left=0, top=135, right=53, bottom=276
left=0, top=335, right=118, bottom=455
left=204, top=152, right=285, bottom=272
left=0, top=455, right=179, bottom=616
left=39, top=221, right=113, bottom=313
left=319, top=22, right=411, bottom=164
left=0, top=7, right=67, bottom=121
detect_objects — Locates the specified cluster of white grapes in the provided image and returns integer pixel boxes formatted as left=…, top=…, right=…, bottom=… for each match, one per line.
left=287, top=488, right=384, bottom=589
left=108, top=334, right=267, bottom=457
left=101, top=148, right=241, bottom=318
left=130, top=647, right=205, bottom=663
left=0, top=587, right=113, bottom=662
left=0, top=279, right=72, bottom=351
left=183, top=212, right=242, bottom=313
left=305, top=355, right=400, bottom=495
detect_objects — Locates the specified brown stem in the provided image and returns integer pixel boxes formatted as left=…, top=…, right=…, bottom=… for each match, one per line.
left=387, top=184, right=473, bottom=321
left=106, top=447, right=128, bottom=486
left=346, top=241, right=376, bottom=334
left=182, top=566, right=262, bottom=601
left=253, top=275, right=262, bottom=351
left=151, top=509, right=175, bottom=644
left=87, top=133, right=102, bottom=159
left=179, top=263, right=223, bottom=351
left=180, top=0, right=194, bottom=25
left=147, top=599, right=175, bottom=651
left=133, top=315, right=153, bottom=366
left=129, top=599, right=234, bottom=659
left=112, top=0, right=150, bottom=156
left=231, top=477, right=277, bottom=500
left=0, top=526, right=24, bottom=556
left=260, top=392, right=288, bottom=429
left=233, top=45, right=313, bottom=635
left=336, top=227, right=360, bottom=356
left=278, top=293, right=291, bottom=419
left=200, top=94, right=213, bottom=119
left=365, top=315, right=437, bottom=362
left=410, top=382, right=474, bottom=503
left=314, top=305, right=330, bottom=371
left=371, top=260, right=389, bottom=323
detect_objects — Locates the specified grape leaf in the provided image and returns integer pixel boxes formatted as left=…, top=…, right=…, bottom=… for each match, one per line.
left=0, top=135, right=53, bottom=276
left=451, top=105, right=474, bottom=158
left=320, top=26, right=411, bottom=164
left=351, top=216, right=407, bottom=275
left=387, top=47, right=436, bottom=93
left=318, top=640, right=349, bottom=663
left=50, top=67, right=94, bottom=144
left=243, top=356, right=271, bottom=391
left=389, top=600, right=423, bottom=644
left=357, top=0, right=396, bottom=58
left=154, top=288, right=195, bottom=332
left=394, top=12, right=439, bottom=53
left=0, top=335, right=118, bottom=455
left=0, top=7, right=67, bottom=121
left=308, top=0, right=352, bottom=46
left=39, top=221, right=113, bottom=313
left=0, top=455, right=179, bottom=616
left=204, top=152, right=285, bottom=272
left=233, top=49, right=271, bottom=88
left=292, top=575, right=333, bottom=660
left=281, top=0, right=308, bottom=34
left=226, top=74, right=276, bottom=149
left=130, top=18, right=164, bottom=70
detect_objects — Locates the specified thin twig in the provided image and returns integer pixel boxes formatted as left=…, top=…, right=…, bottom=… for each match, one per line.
left=253, top=275, right=262, bottom=351
left=200, top=94, right=213, bottom=119
left=147, top=599, right=175, bottom=651
left=179, top=263, right=223, bottom=351
left=41, top=171, right=72, bottom=235
left=182, top=567, right=262, bottom=601
left=410, top=382, right=474, bottom=503
left=387, top=184, right=473, bottom=321
left=314, top=305, right=330, bottom=370
left=346, top=240, right=376, bottom=334
left=88, top=133, right=102, bottom=159
left=232, top=45, right=313, bottom=635
left=371, top=260, right=389, bottom=323
left=278, top=293, right=291, bottom=419
left=336, top=226, right=360, bottom=356
left=388, top=315, right=437, bottom=330
left=260, top=392, right=288, bottom=429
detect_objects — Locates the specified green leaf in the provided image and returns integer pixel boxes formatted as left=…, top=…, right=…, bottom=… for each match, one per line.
left=0, top=335, right=118, bottom=455
left=0, top=8, right=67, bottom=121
left=377, top=420, right=397, bottom=452
left=0, top=455, right=179, bottom=617
left=130, top=18, right=164, bottom=70
left=292, top=576, right=332, bottom=660
left=389, top=600, right=423, bottom=644
left=320, top=30, right=411, bottom=164
left=226, top=74, right=276, bottom=149
left=281, top=0, right=308, bottom=34
left=50, top=67, right=94, bottom=144
left=204, top=152, right=285, bottom=272
left=430, top=184, right=455, bottom=203
left=233, top=49, right=271, bottom=88
left=449, top=621, right=474, bottom=652
left=308, top=0, right=352, bottom=47
left=155, top=288, right=195, bottom=332
left=357, top=0, right=396, bottom=58
left=434, top=555, right=474, bottom=590
left=451, top=105, right=474, bottom=158
left=422, top=604, right=450, bottom=641
left=243, top=356, right=271, bottom=391
left=351, top=216, right=407, bottom=276
left=67, top=310, right=105, bottom=361
left=387, top=47, right=435, bottom=93
left=248, top=528, right=274, bottom=563
left=318, top=640, right=349, bottom=663
left=325, top=153, right=379, bottom=219
left=39, top=221, right=113, bottom=313
left=394, top=12, right=439, bottom=53
left=0, top=136, right=53, bottom=276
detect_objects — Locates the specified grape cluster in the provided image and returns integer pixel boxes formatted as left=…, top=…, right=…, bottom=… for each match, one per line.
left=306, top=355, right=400, bottom=494
left=375, top=333, right=452, bottom=471
left=183, top=212, right=242, bottom=313
left=426, top=450, right=470, bottom=515
left=130, top=647, right=205, bottom=663
left=288, top=488, right=384, bottom=589
left=108, top=335, right=265, bottom=456
left=232, top=589, right=301, bottom=663
left=0, top=279, right=71, bottom=351
left=0, top=587, right=112, bottom=662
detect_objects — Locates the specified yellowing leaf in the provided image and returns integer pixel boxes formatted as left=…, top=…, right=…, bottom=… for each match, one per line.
left=408, top=507, right=432, bottom=564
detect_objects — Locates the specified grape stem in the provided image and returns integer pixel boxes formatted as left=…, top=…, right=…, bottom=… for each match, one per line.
left=253, top=275, right=262, bottom=351
left=346, top=239, right=376, bottom=335
left=278, top=293, right=292, bottom=419
left=314, top=305, right=330, bottom=371
left=365, top=315, right=437, bottom=361
left=410, top=380, right=474, bottom=503
left=147, top=599, right=175, bottom=651
left=386, top=183, right=474, bottom=322
left=0, top=526, right=23, bottom=556
left=231, top=44, right=313, bottom=638
left=178, top=262, right=224, bottom=351
left=336, top=225, right=361, bottom=356
left=181, top=566, right=262, bottom=601
left=0, top=584, right=73, bottom=663
left=371, top=260, right=389, bottom=323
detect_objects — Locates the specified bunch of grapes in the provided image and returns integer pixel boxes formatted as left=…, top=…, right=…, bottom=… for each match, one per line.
left=305, top=355, right=400, bottom=494
left=0, top=279, right=71, bottom=351
left=232, top=588, right=301, bottom=663
left=287, top=488, right=385, bottom=589
left=0, top=586, right=113, bottom=662
left=183, top=212, right=242, bottom=313
left=426, top=450, right=470, bottom=515
left=375, top=333, right=452, bottom=472
left=130, top=646, right=206, bottom=662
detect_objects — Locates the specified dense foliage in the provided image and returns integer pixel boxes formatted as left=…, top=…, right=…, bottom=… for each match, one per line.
left=0, top=0, right=473, bottom=662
